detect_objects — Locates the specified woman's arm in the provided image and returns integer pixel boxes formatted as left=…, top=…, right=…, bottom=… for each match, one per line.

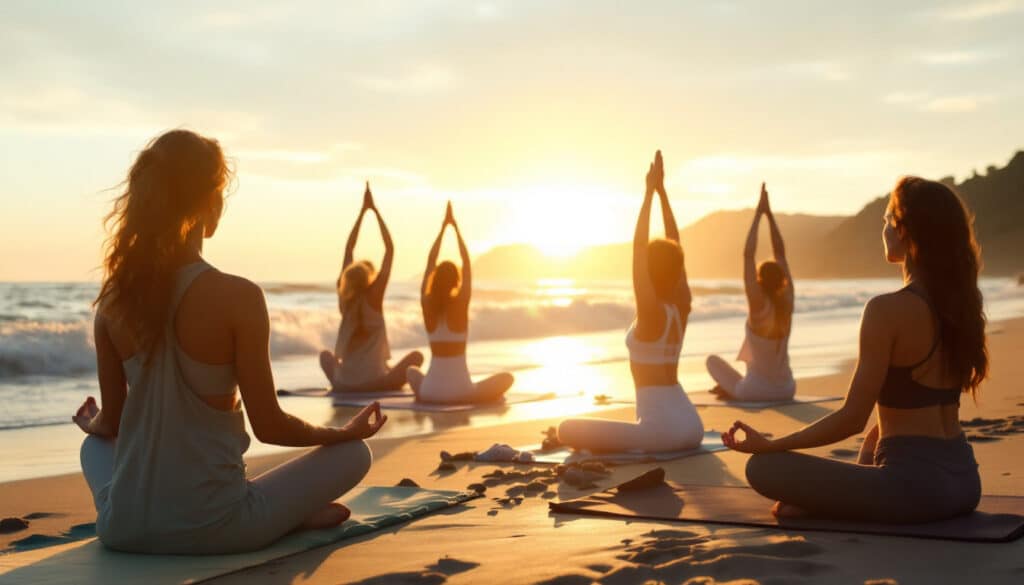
left=764, top=201, right=794, bottom=299
left=74, top=314, right=128, bottom=437
left=366, top=188, right=393, bottom=310
left=234, top=280, right=385, bottom=445
left=857, top=423, right=880, bottom=465
left=724, top=296, right=894, bottom=453
left=453, top=212, right=472, bottom=307
left=656, top=170, right=692, bottom=319
left=744, top=185, right=766, bottom=316
left=342, top=186, right=373, bottom=275
left=633, top=159, right=660, bottom=336
left=421, top=213, right=446, bottom=308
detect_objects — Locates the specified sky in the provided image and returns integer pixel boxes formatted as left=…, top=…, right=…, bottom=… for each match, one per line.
left=1, top=0, right=1022, bottom=282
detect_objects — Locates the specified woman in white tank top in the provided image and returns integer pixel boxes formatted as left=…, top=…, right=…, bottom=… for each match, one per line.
left=705, top=183, right=796, bottom=401
left=405, top=202, right=514, bottom=404
left=74, top=130, right=385, bottom=554
left=319, top=183, right=424, bottom=393
left=557, top=150, right=704, bottom=453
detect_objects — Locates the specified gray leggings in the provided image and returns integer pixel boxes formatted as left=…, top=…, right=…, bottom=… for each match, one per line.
left=81, top=436, right=372, bottom=552
left=746, top=434, right=981, bottom=524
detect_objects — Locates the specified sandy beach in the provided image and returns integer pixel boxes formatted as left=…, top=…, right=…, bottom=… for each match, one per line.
left=1, top=316, right=1021, bottom=584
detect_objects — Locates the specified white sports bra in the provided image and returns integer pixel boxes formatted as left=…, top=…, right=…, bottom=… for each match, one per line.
left=626, top=304, right=684, bottom=365
left=427, top=318, right=468, bottom=343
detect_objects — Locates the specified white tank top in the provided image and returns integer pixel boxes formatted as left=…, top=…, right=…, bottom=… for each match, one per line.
left=625, top=304, right=684, bottom=365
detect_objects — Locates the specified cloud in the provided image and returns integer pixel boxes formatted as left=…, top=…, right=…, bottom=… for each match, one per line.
left=914, top=49, right=995, bottom=66
left=923, top=95, right=994, bottom=113
left=933, top=0, right=1021, bottom=21
left=349, top=64, right=457, bottom=94
left=780, top=61, right=852, bottom=82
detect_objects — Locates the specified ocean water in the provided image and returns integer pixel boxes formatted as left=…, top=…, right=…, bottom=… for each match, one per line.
left=1, top=276, right=1022, bottom=481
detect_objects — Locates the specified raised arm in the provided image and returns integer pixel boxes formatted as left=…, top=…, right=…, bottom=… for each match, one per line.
left=655, top=152, right=680, bottom=244
left=633, top=154, right=661, bottom=335
left=452, top=211, right=472, bottom=306
left=654, top=151, right=691, bottom=316
left=762, top=189, right=793, bottom=297
left=744, top=184, right=767, bottom=315
left=420, top=211, right=447, bottom=303
left=365, top=184, right=393, bottom=309
left=342, top=187, right=372, bottom=277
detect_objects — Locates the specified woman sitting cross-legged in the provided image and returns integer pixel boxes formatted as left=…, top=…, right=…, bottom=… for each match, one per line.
left=405, top=202, right=514, bottom=404
left=557, top=150, right=704, bottom=453
left=724, top=177, right=985, bottom=523
left=75, top=130, right=386, bottom=554
left=319, top=182, right=423, bottom=393
left=706, top=182, right=796, bottom=401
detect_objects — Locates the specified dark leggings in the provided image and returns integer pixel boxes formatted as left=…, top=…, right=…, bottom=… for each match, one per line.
left=746, top=435, right=981, bottom=524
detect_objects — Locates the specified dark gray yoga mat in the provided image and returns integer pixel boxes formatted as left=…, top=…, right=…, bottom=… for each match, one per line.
left=549, top=480, right=1024, bottom=543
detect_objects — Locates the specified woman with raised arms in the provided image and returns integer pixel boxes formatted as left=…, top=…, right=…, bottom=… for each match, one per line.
left=319, top=182, right=424, bottom=393
left=706, top=183, right=796, bottom=401
left=406, top=202, right=514, bottom=404
left=557, top=150, right=704, bottom=453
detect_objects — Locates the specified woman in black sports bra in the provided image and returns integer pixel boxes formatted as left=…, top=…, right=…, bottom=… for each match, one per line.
left=723, top=176, right=987, bottom=523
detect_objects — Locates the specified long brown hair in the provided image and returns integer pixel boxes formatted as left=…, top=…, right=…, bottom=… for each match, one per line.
left=426, top=261, right=460, bottom=318
left=95, top=130, right=231, bottom=356
left=889, top=176, right=987, bottom=395
left=647, top=238, right=683, bottom=301
left=758, top=260, right=791, bottom=337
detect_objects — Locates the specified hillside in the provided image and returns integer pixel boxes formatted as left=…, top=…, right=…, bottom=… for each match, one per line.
left=475, top=150, right=1024, bottom=281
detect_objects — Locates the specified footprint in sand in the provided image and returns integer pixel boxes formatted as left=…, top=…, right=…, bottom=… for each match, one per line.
left=595, top=530, right=834, bottom=585
left=347, top=557, right=479, bottom=585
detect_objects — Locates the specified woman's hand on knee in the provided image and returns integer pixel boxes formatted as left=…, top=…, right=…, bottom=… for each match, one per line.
left=723, top=420, right=774, bottom=454
left=338, top=402, right=387, bottom=441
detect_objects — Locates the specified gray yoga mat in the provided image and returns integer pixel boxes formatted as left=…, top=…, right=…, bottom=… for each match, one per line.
left=521, top=432, right=726, bottom=465
left=277, top=387, right=411, bottom=398
left=0, top=486, right=480, bottom=585
left=549, top=480, right=1024, bottom=543
left=601, top=393, right=840, bottom=409
left=331, top=391, right=557, bottom=411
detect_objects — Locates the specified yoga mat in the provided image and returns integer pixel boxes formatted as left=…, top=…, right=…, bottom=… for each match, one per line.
left=278, top=387, right=411, bottom=398
left=521, top=432, right=727, bottom=465
left=549, top=480, right=1024, bottom=543
left=0, top=486, right=479, bottom=585
left=600, top=393, right=840, bottom=409
left=331, top=391, right=557, bottom=411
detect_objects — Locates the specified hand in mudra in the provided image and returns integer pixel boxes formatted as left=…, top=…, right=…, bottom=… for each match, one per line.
left=342, top=402, right=388, bottom=440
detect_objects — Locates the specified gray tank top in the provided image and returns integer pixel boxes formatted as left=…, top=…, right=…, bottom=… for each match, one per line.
left=95, top=261, right=252, bottom=550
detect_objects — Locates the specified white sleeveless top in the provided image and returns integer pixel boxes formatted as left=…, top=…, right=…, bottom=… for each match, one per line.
left=626, top=304, right=684, bottom=365
left=427, top=317, right=468, bottom=343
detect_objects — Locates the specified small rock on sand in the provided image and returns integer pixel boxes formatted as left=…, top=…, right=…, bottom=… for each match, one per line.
left=0, top=517, right=29, bottom=533
left=396, top=478, right=420, bottom=487
left=467, top=483, right=487, bottom=493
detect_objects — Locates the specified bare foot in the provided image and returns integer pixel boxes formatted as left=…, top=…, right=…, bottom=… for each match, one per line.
left=302, top=503, right=351, bottom=530
left=771, top=501, right=809, bottom=518
left=709, top=386, right=734, bottom=401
